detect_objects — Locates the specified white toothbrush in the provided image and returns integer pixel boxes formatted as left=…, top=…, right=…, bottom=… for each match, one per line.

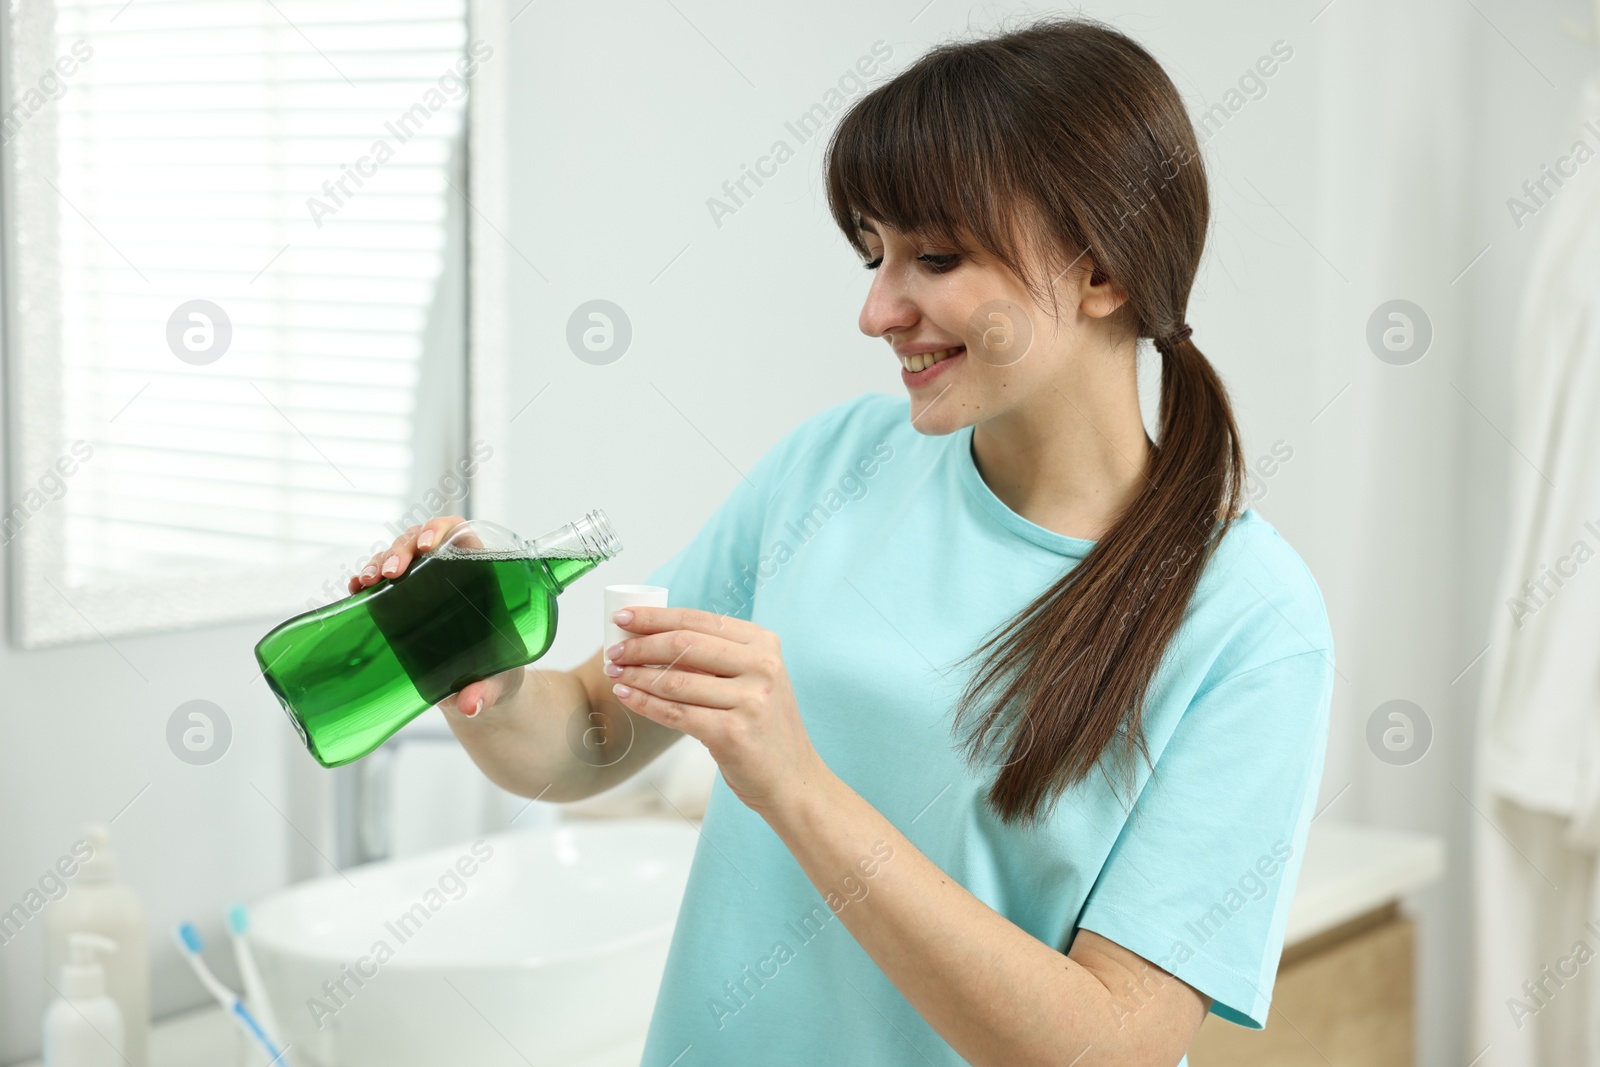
left=227, top=904, right=289, bottom=1064
left=173, top=922, right=290, bottom=1065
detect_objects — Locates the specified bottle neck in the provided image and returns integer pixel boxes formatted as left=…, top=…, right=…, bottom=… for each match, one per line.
left=523, top=510, right=621, bottom=593
left=61, top=964, right=106, bottom=1000
left=542, top=555, right=599, bottom=592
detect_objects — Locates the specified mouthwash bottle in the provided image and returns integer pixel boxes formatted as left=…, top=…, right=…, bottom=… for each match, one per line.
left=255, top=511, right=622, bottom=767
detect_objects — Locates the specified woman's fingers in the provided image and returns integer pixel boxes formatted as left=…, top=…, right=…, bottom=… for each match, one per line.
left=610, top=680, right=719, bottom=742
left=613, top=606, right=759, bottom=644
left=348, top=514, right=466, bottom=593
left=606, top=629, right=745, bottom=677
left=444, top=664, right=526, bottom=719
left=605, top=661, right=738, bottom=710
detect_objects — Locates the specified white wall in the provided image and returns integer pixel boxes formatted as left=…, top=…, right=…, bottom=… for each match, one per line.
left=1, top=0, right=1589, bottom=1063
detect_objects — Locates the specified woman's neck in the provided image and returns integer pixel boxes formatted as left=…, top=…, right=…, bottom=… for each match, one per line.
left=969, top=354, right=1151, bottom=543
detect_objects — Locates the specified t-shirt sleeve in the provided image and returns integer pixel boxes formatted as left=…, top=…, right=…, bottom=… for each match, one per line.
left=1074, top=646, right=1335, bottom=1028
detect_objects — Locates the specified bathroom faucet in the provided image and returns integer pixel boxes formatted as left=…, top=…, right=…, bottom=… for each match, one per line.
left=331, top=720, right=456, bottom=867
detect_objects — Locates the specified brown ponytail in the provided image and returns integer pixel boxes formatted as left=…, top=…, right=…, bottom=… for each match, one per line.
left=824, top=17, right=1246, bottom=825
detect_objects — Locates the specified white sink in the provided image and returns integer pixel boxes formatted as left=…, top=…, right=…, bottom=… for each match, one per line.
left=248, top=819, right=700, bottom=1067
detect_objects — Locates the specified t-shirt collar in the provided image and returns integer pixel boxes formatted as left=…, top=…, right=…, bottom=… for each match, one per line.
left=955, top=423, right=1097, bottom=559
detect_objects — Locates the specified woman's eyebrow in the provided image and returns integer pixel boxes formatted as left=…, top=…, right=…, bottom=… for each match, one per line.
left=857, top=218, right=879, bottom=235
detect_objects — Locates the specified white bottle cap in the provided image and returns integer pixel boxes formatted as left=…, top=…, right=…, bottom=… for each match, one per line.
left=604, top=585, right=668, bottom=663
left=61, top=932, right=117, bottom=999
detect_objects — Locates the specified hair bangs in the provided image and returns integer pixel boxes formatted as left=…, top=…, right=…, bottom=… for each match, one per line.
left=824, top=54, right=1037, bottom=287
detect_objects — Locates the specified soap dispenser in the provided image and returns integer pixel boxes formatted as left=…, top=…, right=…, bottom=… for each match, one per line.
left=45, top=824, right=149, bottom=1067
left=43, top=933, right=124, bottom=1067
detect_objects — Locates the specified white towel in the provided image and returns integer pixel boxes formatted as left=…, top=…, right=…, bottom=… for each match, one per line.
left=1477, top=67, right=1600, bottom=837
left=1473, top=65, right=1600, bottom=1067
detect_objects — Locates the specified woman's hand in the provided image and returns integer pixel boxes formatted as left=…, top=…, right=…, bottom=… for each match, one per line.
left=604, top=606, right=829, bottom=816
left=348, top=513, right=524, bottom=720
left=348, top=513, right=471, bottom=593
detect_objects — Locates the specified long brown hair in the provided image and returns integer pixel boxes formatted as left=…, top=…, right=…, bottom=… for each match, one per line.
left=824, top=17, right=1245, bottom=825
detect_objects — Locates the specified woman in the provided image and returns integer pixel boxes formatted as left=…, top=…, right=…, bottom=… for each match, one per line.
left=357, top=16, right=1333, bottom=1066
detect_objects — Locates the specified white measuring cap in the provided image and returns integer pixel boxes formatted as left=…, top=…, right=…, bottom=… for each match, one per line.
left=604, top=585, right=669, bottom=663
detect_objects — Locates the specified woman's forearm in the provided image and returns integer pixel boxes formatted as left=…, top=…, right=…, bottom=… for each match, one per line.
left=446, top=663, right=677, bottom=802
left=763, top=770, right=1199, bottom=1066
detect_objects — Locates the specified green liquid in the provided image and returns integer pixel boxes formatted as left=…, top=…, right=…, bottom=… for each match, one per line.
left=255, top=550, right=599, bottom=767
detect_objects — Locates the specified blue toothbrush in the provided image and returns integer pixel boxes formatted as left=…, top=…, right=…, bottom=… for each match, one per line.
left=173, top=922, right=290, bottom=1065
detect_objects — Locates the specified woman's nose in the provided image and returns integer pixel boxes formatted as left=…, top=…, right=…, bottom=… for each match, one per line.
left=858, top=273, right=917, bottom=340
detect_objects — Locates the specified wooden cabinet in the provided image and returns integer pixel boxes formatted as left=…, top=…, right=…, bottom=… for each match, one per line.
left=1189, top=903, right=1413, bottom=1067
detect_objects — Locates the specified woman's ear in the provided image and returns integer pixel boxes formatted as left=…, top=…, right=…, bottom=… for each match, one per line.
left=1081, top=263, right=1130, bottom=321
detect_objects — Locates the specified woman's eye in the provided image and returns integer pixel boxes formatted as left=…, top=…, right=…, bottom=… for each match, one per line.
left=861, top=252, right=961, bottom=272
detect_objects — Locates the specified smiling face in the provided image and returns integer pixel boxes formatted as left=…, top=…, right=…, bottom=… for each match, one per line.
left=855, top=216, right=1124, bottom=437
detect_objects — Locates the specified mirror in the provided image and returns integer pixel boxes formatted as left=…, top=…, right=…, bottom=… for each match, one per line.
left=3, top=0, right=481, bottom=646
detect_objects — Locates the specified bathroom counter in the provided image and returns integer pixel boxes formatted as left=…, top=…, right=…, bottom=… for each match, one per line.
left=10, top=820, right=1444, bottom=1067
left=1190, top=818, right=1446, bottom=1067
left=10, top=1005, right=236, bottom=1067
left=1284, top=818, right=1446, bottom=944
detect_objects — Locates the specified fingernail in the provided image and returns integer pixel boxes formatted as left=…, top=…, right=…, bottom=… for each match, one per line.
left=361, top=564, right=378, bottom=580
left=612, top=683, right=632, bottom=698
left=463, top=697, right=482, bottom=718
left=605, top=642, right=624, bottom=660
left=418, top=529, right=436, bottom=549
left=382, top=554, right=400, bottom=576
left=612, top=609, right=633, bottom=624
left=604, top=661, right=623, bottom=677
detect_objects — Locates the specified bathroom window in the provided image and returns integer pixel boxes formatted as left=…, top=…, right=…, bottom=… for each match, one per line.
left=2, top=0, right=478, bottom=647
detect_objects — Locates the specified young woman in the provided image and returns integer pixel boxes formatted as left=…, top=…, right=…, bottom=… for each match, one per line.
left=357, top=16, right=1333, bottom=1066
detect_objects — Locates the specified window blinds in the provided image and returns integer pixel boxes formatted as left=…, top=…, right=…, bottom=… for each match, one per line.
left=44, top=0, right=470, bottom=587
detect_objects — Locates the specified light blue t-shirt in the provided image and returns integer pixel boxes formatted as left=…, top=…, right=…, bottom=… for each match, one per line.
left=638, top=391, right=1334, bottom=1066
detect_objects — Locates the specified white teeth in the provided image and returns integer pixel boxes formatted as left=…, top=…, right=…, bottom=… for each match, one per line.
left=899, top=346, right=962, bottom=372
